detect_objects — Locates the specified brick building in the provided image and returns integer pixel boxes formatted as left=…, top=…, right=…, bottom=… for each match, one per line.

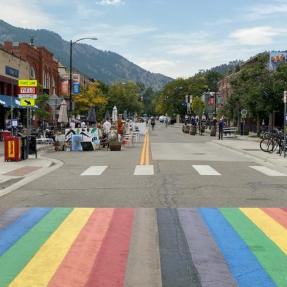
left=3, top=41, right=60, bottom=96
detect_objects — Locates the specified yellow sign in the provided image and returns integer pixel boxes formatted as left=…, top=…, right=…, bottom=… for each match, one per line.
left=8, top=141, right=15, bottom=158
left=20, top=98, right=36, bottom=107
left=18, top=80, right=38, bottom=87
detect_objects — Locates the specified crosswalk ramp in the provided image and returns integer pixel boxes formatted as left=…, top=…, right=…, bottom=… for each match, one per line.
left=80, top=165, right=287, bottom=177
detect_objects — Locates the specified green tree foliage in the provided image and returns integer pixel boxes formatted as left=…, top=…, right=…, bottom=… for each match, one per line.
left=154, top=71, right=222, bottom=116
left=192, top=96, right=205, bottom=116
left=73, top=81, right=107, bottom=115
left=35, top=85, right=50, bottom=121
left=225, top=52, right=285, bottom=129
left=107, top=82, right=143, bottom=115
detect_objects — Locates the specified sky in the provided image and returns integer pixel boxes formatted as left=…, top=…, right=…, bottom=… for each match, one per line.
left=0, top=0, right=287, bottom=78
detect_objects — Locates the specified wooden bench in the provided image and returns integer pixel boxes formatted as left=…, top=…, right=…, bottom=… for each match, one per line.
left=223, top=127, right=238, bottom=138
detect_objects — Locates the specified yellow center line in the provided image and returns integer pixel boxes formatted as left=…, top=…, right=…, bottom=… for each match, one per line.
left=145, top=133, right=150, bottom=165
left=140, top=134, right=147, bottom=165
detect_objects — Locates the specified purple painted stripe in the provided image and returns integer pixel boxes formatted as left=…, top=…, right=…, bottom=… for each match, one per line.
left=178, top=209, right=237, bottom=287
left=0, top=208, right=30, bottom=230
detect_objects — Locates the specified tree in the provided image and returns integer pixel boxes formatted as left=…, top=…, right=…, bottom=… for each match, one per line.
left=73, top=81, right=107, bottom=114
left=192, top=96, right=205, bottom=116
left=107, top=82, right=143, bottom=115
left=35, top=85, right=50, bottom=125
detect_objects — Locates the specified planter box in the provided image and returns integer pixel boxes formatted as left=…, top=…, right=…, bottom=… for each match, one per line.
left=109, top=142, right=122, bottom=151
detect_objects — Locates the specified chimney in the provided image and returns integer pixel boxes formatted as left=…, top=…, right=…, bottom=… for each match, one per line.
left=3, top=41, right=13, bottom=51
left=30, top=36, right=34, bottom=46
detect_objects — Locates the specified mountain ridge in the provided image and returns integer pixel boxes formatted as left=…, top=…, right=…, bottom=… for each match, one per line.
left=0, top=20, right=172, bottom=90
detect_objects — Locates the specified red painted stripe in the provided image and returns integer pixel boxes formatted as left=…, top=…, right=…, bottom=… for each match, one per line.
left=281, top=208, right=287, bottom=214
left=48, top=209, right=115, bottom=287
left=4, top=166, right=41, bottom=176
left=262, top=208, right=287, bottom=229
left=85, top=208, right=135, bottom=287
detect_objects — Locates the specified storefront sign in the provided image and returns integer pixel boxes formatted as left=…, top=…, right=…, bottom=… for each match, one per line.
left=18, top=80, right=37, bottom=87
left=18, top=86, right=37, bottom=94
left=5, top=66, right=19, bottom=78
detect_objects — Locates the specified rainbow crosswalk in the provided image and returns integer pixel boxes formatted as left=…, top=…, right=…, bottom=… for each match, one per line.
left=0, top=208, right=287, bottom=286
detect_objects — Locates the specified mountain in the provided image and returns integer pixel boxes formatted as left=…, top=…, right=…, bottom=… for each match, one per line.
left=0, top=20, right=172, bottom=90
left=209, top=60, right=244, bottom=75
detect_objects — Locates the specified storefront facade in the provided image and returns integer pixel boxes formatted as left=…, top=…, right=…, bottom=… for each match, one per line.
left=0, top=47, right=30, bottom=129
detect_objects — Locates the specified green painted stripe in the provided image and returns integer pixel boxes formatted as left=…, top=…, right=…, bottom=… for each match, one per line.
left=0, top=208, right=72, bottom=287
left=220, top=208, right=287, bottom=287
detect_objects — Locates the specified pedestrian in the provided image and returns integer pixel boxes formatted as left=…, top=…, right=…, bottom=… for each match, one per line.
left=218, top=117, right=224, bottom=140
left=151, top=116, right=155, bottom=130
left=103, top=118, right=111, bottom=135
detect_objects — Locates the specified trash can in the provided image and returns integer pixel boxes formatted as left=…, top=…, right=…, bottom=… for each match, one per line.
left=2, top=130, right=11, bottom=141
left=210, top=126, right=217, bottom=136
left=190, top=125, right=196, bottom=135
left=28, top=135, right=37, bottom=158
left=4, top=136, right=22, bottom=161
left=18, top=133, right=28, bottom=160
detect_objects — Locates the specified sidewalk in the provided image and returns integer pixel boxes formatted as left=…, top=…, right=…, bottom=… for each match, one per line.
left=213, top=135, right=287, bottom=173
left=0, top=144, right=63, bottom=197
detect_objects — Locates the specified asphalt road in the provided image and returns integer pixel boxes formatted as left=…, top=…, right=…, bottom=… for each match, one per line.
left=0, top=124, right=287, bottom=210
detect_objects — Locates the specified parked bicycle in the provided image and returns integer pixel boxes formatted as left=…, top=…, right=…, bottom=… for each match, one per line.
left=260, top=129, right=287, bottom=155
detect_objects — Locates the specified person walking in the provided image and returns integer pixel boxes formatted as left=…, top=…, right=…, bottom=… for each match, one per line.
left=103, top=119, right=111, bottom=135
left=151, top=116, right=155, bottom=130
left=218, top=117, right=224, bottom=140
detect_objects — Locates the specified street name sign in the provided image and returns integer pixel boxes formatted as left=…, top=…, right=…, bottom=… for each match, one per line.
left=20, top=98, right=36, bottom=107
left=18, top=80, right=37, bottom=87
left=18, top=94, right=37, bottom=99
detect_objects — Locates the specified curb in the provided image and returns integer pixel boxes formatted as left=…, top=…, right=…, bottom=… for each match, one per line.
left=212, top=141, right=287, bottom=173
left=0, top=155, right=64, bottom=198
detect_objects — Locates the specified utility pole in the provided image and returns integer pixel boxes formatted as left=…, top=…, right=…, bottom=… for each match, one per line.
left=284, top=91, right=287, bottom=157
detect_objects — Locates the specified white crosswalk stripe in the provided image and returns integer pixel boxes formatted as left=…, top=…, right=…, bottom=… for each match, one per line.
left=134, top=165, right=154, bottom=176
left=81, top=166, right=108, bottom=176
left=249, top=166, right=287, bottom=177
left=192, top=165, right=221, bottom=176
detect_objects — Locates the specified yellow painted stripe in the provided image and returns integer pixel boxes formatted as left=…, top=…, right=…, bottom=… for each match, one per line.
left=9, top=208, right=94, bottom=287
left=145, top=133, right=150, bottom=165
left=140, top=134, right=147, bottom=165
left=240, top=208, right=287, bottom=255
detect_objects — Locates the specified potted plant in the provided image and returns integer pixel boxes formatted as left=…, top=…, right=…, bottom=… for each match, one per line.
left=109, top=131, right=122, bottom=151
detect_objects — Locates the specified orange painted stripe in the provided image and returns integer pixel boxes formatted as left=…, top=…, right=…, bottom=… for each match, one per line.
left=262, top=208, right=287, bottom=230
left=48, top=209, right=115, bottom=287
left=85, top=209, right=135, bottom=287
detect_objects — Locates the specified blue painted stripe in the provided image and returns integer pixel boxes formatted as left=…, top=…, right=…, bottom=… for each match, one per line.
left=0, top=208, right=52, bottom=256
left=0, top=208, right=30, bottom=230
left=199, top=208, right=276, bottom=287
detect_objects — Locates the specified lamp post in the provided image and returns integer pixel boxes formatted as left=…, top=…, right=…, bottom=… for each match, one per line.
left=69, top=37, right=98, bottom=118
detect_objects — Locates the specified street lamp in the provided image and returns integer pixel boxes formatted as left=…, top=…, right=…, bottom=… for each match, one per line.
left=69, top=37, right=98, bottom=117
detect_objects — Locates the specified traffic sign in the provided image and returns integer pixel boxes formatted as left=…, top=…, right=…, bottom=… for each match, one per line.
left=18, top=94, right=37, bottom=99
left=18, top=80, right=37, bottom=87
left=18, top=86, right=37, bottom=94
left=20, top=98, right=36, bottom=107
left=241, top=109, right=248, bottom=117
left=284, top=91, right=287, bottom=103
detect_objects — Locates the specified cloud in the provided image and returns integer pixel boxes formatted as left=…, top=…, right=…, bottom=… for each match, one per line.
left=96, top=0, right=124, bottom=5
left=229, top=26, right=282, bottom=46
left=247, top=0, right=287, bottom=20
left=0, top=0, right=54, bottom=29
